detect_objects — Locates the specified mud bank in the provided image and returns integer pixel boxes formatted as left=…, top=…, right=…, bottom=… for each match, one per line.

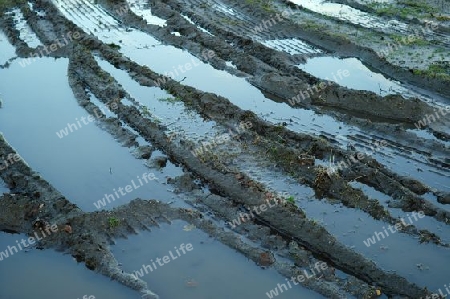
left=1, top=0, right=449, bottom=298
left=66, top=46, right=432, bottom=297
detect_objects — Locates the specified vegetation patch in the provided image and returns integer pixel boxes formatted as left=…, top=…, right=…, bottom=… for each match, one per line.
left=108, top=43, right=121, bottom=50
left=245, top=0, right=274, bottom=12
left=108, top=216, right=120, bottom=228
left=392, top=34, right=429, bottom=47
left=0, top=0, right=25, bottom=13
left=413, top=61, right=450, bottom=81
left=369, top=0, right=438, bottom=18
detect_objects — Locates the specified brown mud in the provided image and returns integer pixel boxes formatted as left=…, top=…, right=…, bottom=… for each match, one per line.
left=1, top=0, right=449, bottom=298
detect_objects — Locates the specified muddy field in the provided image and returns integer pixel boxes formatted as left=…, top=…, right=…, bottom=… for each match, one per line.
left=0, top=0, right=449, bottom=298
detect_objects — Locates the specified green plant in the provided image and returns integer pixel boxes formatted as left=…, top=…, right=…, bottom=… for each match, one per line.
left=199, top=2, right=208, bottom=9
left=108, top=43, right=121, bottom=50
left=302, top=20, right=325, bottom=31
left=286, top=195, right=295, bottom=204
left=369, top=0, right=437, bottom=18
left=108, top=217, right=120, bottom=228
left=413, top=62, right=450, bottom=81
left=140, top=105, right=151, bottom=117
left=245, top=0, right=275, bottom=12
left=392, top=34, right=429, bottom=47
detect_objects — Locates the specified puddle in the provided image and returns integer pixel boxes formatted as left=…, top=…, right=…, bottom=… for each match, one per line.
left=423, top=192, right=450, bottom=213
left=50, top=0, right=178, bottom=51
left=95, top=39, right=354, bottom=145
left=51, top=0, right=354, bottom=143
left=86, top=91, right=142, bottom=143
left=3, top=1, right=448, bottom=297
left=0, top=232, right=140, bottom=298
left=0, top=30, right=17, bottom=65
left=96, top=57, right=217, bottom=141
left=407, top=128, right=450, bottom=147
left=96, top=29, right=448, bottom=194
left=5, top=8, right=42, bottom=48
left=86, top=91, right=152, bottom=148
left=369, top=144, right=450, bottom=193
left=303, top=199, right=450, bottom=291
left=0, top=179, right=8, bottom=194
left=113, top=220, right=324, bottom=299
left=332, top=133, right=450, bottom=193
left=287, top=0, right=408, bottom=33
left=0, top=58, right=179, bottom=211
left=297, top=56, right=440, bottom=101
left=126, top=0, right=167, bottom=27
left=241, top=167, right=450, bottom=291
left=349, top=181, right=450, bottom=243
left=261, top=38, right=323, bottom=55
left=85, top=87, right=190, bottom=209
left=52, top=0, right=449, bottom=201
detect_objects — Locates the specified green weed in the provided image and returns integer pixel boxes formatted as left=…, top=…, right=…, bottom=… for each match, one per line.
left=108, top=217, right=120, bottom=228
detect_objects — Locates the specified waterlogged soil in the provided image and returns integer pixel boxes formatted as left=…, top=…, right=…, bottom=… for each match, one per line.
left=0, top=0, right=449, bottom=298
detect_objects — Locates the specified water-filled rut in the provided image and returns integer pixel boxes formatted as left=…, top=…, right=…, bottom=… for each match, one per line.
left=0, top=0, right=449, bottom=298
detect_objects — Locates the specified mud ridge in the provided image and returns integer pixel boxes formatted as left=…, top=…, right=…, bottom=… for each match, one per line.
left=99, top=0, right=445, bottom=127
left=85, top=37, right=450, bottom=229
left=67, top=45, right=432, bottom=297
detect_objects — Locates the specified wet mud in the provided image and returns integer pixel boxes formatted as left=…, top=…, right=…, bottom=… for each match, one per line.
left=0, top=0, right=449, bottom=298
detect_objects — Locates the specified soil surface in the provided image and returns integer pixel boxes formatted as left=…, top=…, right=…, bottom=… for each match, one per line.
left=0, top=0, right=449, bottom=298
